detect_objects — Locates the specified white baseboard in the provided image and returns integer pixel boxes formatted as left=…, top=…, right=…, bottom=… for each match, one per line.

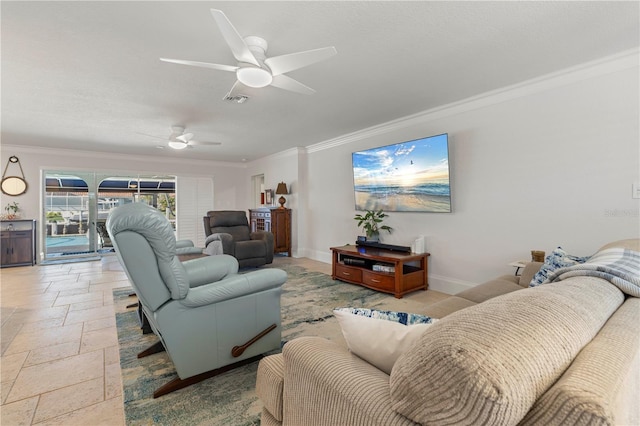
left=426, top=274, right=477, bottom=295
left=303, top=248, right=333, bottom=264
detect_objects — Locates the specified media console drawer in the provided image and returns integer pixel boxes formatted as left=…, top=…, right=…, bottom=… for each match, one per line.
left=335, top=264, right=363, bottom=282
left=330, top=245, right=429, bottom=299
left=362, top=270, right=395, bottom=292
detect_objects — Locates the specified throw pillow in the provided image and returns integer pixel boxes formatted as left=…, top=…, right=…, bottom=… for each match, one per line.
left=333, top=308, right=436, bottom=374
left=529, top=247, right=590, bottom=287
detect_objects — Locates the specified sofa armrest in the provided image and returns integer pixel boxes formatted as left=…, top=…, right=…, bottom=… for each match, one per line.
left=280, top=337, right=416, bottom=426
left=518, top=261, right=544, bottom=287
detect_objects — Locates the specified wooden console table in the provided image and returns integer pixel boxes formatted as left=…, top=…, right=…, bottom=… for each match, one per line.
left=1, top=219, right=36, bottom=268
left=330, top=244, right=429, bottom=298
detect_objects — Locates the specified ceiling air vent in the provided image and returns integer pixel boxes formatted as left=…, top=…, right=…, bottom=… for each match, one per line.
left=224, top=94, right=249, bottom=104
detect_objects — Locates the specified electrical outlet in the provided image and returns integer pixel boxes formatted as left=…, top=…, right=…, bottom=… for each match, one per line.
left=633, top=182, right=640, bottom=199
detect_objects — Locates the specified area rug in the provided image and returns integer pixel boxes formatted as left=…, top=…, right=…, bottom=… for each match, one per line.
left=114, top=264, right=390, bottom=425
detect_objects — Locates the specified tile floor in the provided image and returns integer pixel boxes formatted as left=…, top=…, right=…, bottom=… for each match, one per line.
left=1, top=254, right=447, bottom=425
left=1, top=255, right=129, bottom=425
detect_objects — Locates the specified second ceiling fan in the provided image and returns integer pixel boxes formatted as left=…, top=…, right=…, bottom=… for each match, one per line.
left=158, top=126, right=221, bottom=150
left=160, top=9, right=337, bottom=98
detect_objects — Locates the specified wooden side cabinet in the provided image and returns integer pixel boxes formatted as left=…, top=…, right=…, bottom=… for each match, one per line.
left=1, top=219, right=36, bottom=268
left=249, top=208, right=291, bottom=257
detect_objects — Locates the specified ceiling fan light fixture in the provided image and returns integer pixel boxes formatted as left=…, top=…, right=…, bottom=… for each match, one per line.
left=168, top=141, right=188, bottom=150
left=237, top=67, right=272, bottom=88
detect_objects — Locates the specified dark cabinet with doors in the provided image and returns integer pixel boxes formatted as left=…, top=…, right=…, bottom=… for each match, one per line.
left=1, top=219, right=36, bottom=267
left=249, top=208, right=291, bottom=257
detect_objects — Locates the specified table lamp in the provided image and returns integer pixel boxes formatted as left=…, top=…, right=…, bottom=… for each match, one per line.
left=275, top=182, right=288, bottom=209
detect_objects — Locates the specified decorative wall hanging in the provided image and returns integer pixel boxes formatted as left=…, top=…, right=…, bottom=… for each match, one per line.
left=1, top=156, right=28, bottom=196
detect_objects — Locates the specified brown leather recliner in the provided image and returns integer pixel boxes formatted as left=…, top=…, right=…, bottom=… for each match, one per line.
left=203, top=210, right=274, bottom=268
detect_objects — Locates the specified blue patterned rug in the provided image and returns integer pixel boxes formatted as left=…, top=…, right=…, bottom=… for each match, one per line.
left=114, top=264, right=389, bottom=425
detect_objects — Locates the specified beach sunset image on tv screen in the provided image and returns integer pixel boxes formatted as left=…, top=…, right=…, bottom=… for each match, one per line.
left=352, top=133, right=451, bottom=212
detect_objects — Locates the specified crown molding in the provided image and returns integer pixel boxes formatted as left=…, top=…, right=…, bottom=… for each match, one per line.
left=306, top=48, right=639, bottom=154
left=0, top=144, right=246, bottom=169
left=247, top=146, right=305, bottom=165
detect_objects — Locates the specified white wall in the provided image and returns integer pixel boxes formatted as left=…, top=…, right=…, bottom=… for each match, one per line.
left=301, top=53, right=640, bottom=293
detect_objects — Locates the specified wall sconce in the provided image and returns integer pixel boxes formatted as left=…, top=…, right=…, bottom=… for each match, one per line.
left=275, top=182, right=288, bottom=209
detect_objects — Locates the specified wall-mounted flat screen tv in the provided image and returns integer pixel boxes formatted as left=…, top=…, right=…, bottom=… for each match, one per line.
left=352, top=133, right=451, bottom=212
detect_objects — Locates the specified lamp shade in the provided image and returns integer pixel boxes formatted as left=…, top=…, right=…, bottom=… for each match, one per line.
left=275, top=182, right=288, bottom=195
left=275, top=182, right=288, bottom=209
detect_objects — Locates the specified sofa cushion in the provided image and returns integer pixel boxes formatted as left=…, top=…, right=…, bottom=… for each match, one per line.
left=236, top=239, right=267, bottom=258
left=519, top=297, right=640, bottom=426
left=333, top=308, right=436, bottom=374
left=456, top=277, right=523, bottom=304
left=420, top=295, right=477, bottom=319
left=390, top=277, right=624, bottom=426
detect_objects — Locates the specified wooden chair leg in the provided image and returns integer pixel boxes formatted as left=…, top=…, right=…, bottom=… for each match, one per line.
left=138, top=341, right=165, bottom=358
left=126, top=293, right=138, bottom=308
left=153, top=355, right=263, bottom=398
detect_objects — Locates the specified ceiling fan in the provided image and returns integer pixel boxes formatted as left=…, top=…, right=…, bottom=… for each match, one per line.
left=146, top=126, right=222, bottom=150
left=160, top=9, right=337, bottom=98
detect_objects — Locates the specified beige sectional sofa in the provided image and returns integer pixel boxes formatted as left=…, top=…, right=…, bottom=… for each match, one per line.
left=256, top=240, right=639, bottom=426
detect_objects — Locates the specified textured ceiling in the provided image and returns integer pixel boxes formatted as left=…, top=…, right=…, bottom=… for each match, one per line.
left=2, top=1, right=638, bottom=162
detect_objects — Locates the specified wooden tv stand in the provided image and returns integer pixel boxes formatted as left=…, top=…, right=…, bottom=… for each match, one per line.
left=330, top=244, right=429, bottom=299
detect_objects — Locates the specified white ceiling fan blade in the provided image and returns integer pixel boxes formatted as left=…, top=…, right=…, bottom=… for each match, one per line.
left=176, top=133, right=194, bottom=143
left=160, top=58, right=238, bottom=73
left=270, top=74, right=316, bottom=95
left=190, top=140, right=222, bottom=146
left=265, top=46, right=337, bottom=76
left=210, top=9, right=260, bottom=67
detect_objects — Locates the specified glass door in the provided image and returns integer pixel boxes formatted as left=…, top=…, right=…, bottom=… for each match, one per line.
left=42, top=171, right=177, bottom=263
left=43, top=172, right=98, bottom=261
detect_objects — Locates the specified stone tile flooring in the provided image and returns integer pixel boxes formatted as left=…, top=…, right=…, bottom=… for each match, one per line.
left=1, top=254, right=446, bottom=425
left=1, top=256, right=129, bottom=425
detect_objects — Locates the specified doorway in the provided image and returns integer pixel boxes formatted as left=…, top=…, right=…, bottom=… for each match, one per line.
left=252, top=174, right=265, bottom=208
left=42, top=171, right=176, bottom=263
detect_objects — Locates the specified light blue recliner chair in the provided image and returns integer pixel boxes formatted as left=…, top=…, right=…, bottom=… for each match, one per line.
left=106, top=203, right=287, bottom=398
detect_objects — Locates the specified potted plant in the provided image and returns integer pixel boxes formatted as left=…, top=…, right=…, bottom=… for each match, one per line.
left=354, top=209, right=392, bottom=241
left=4, top=202, right=20, bottom=219
left=46, top=211, right=63, bottom=235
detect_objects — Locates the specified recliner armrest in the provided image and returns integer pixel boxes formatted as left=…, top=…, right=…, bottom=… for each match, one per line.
left=176, top=239, right=195, bottom=249
left=183, top=254, right=239, bottom=288
left=179, top=268, right=287, bottom=307
left=205, top=233, right=235, bottom=255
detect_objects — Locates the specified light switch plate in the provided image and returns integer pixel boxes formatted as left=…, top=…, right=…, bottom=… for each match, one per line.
left=633, top=182, right=640, bottom=199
